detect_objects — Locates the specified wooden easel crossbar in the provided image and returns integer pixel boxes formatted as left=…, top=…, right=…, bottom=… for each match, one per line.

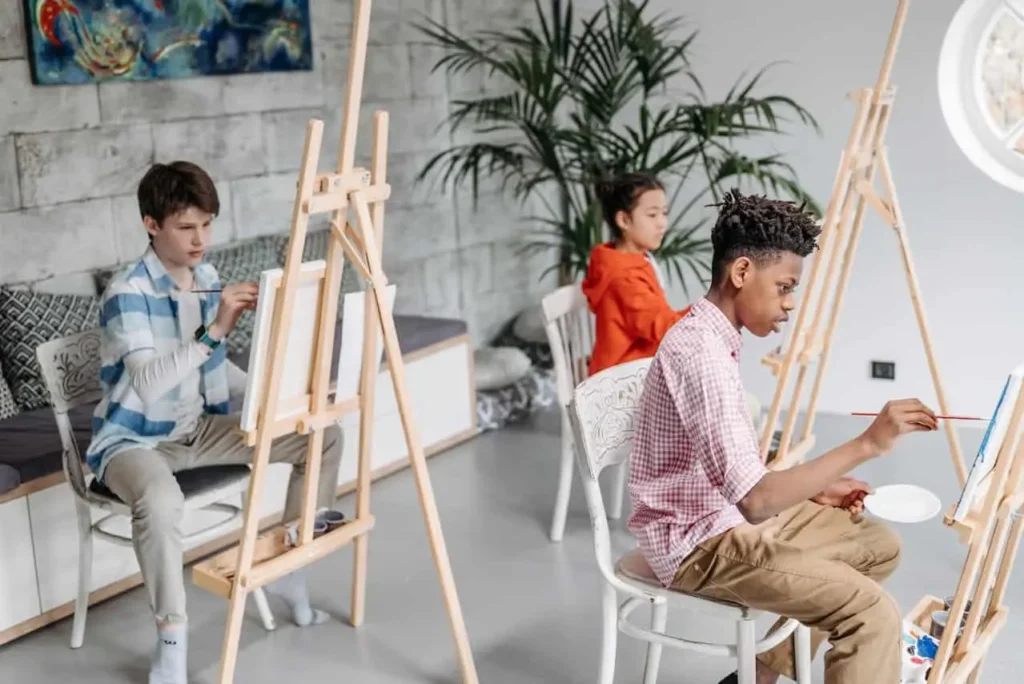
left=189, top=1, right=479, bottom=682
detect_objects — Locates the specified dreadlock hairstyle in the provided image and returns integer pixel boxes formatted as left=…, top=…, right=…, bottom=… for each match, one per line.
left=594, top=172, right=665, bottom=240
left=708, top=189, right=821, bottom=286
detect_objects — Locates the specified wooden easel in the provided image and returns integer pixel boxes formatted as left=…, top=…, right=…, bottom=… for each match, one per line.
left=756, top=0, right=967, bottom=485
left=905, top=378, right=1024, bottom=683
left=190, top=2, right=479, bottom=682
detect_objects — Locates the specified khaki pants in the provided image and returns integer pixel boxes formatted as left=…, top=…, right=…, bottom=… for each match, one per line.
left=672, top=500, right=902, bottom=684
left=104, top=413, right=343, bottom=625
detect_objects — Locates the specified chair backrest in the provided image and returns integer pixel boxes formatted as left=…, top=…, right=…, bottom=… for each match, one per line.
left=541, top=284, right=594, bottom=406
left=35, top=328, right=102, bottom=499
left=567, top=357, right=651, bottom=580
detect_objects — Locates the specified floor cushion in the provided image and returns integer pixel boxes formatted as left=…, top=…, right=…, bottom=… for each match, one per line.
left=473, top=347, right=532, bottom=391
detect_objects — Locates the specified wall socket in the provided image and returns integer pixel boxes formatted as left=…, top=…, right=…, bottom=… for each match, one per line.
left=871, top=361, right=896, bottom=380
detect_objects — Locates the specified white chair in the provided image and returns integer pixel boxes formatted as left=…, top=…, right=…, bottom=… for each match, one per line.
left=36, top=328, right=277, bottom=649
left=541, top=284, right=628, bottom=542
left=567, top=358, right=812, bottom=684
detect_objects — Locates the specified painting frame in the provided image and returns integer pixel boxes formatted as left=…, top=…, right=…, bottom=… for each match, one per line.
left=22, top=0, right=314, bottom=86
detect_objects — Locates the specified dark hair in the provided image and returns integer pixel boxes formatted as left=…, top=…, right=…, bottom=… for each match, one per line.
left=709, top=189, right=821, bottom=285
left=594, top=172, right=665, bottom=239
left=137, top=161, right=219, bottom=227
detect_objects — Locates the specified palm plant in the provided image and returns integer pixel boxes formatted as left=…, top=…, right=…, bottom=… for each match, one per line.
left=415, top=0, right=821, bottom=295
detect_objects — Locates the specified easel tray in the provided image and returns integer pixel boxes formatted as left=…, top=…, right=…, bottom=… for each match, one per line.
left=192, top=514, right=375, bottom=599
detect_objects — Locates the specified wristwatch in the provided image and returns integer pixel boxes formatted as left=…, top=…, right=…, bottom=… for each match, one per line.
left=194, top=325, right=222, bottom=351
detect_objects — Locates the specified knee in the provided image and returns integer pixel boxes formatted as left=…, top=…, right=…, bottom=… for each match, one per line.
left=859, top=590, right=903, bottom=642
left=872, top=521, right=903, bottom=568
left=132, top=483, right=184, bottom=532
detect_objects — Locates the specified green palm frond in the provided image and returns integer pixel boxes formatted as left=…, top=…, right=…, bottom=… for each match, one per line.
left=414, top=0, right=820, bottom=291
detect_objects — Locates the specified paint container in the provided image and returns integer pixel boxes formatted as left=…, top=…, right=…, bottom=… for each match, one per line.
left=929, top=610, right=948, bottom=639
left=320, top=509, right=346, bottom=529
left=313, top=520, right=328, bottom=538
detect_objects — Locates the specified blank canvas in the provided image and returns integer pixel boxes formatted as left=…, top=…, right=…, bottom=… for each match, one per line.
left=335, top=285, right=397, bottom=400
left=240, top=260, right=327, bottom=433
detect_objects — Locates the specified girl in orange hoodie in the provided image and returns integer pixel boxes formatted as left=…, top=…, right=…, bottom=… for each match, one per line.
left=582, top=172, right=692, bottom=375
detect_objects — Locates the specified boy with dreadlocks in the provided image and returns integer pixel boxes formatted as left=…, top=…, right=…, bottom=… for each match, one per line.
left=627, top=190, right=938, bottom=683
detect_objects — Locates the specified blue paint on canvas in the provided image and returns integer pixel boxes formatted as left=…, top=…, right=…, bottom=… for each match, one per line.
left=24, top=0, right=313, bottom=85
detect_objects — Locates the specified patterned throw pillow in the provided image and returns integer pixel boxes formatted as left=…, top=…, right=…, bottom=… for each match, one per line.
left=0, top=362, right=18, bottom=421
left=0, top=288, right=101, bottom=411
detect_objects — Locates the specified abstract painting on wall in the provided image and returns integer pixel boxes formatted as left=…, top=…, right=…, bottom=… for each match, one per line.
left=23, top=0, right=313, bottom=86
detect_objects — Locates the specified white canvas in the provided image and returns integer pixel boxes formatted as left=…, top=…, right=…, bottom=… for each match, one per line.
left=952, top=361, right=1024, bottom=521
left=335, top=284, right=397, bottom=400
left=240, top=260, right=328, bottom=433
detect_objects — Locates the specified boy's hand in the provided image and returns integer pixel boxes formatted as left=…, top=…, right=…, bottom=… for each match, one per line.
left=209, top=283, right=258, bottom=340
left=859, top=398, right=938, bottom=455
left=811, top=477, right=872, bottom=514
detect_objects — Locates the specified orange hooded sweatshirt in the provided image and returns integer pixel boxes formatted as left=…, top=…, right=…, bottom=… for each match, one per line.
left=582, top=243, right=691, bottom=376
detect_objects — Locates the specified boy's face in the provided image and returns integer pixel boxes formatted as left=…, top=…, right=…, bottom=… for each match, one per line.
left=145, top=206, right=214, bottom=270
left=731, top=250, right=803, bottom=337
left=618, top=188, right=668, bottom=251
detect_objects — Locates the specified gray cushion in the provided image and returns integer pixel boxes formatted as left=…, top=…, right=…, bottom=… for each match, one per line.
left=88, top=464, right=250, bottom=502
left=0, top=464, right=20, bottom=496
left=0, top=403, right=94, bottom=486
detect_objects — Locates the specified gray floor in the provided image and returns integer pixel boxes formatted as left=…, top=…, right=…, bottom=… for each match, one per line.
left=2, top=409, right=1021, bottom=683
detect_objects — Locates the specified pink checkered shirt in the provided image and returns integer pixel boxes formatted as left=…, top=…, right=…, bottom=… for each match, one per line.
left=628, top=297, right=768, bottom=586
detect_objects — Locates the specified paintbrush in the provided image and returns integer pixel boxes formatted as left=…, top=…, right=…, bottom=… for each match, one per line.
left=851, top=412, right=988, bottom=421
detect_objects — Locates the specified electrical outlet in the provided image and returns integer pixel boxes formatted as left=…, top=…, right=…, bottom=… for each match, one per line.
left=871, top=361, right=896, bottom=380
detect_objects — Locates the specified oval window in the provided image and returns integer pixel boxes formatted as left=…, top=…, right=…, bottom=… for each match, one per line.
left=939, top=0, right=1024, bottom=191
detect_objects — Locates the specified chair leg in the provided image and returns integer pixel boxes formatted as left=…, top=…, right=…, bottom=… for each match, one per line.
left=607, top=461, right=628, bottom=521
left=736, top=618, right=757, bottom=684
left=794, top=623, right=812, bottom=684
left=642, top=598, right=668, bottom=684
left=599, top=583, right=618, bottom=684
left=549, top=416, right=574, bottom=542
left=71, top=499, right=93, bottom=649
left=251, top=588, right=277, bottom=632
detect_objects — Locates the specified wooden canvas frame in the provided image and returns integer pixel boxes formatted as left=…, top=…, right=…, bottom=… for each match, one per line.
left=189, top=1, right=479, bottom=682
left=757, top=0, right=967, bottom=488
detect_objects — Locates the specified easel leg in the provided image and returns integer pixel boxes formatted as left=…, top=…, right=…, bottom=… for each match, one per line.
left=877, top=149, right=967, bottom=484
left=350, top=275, right=379, bottom=627
left=373, top=284, right=478, bottom=682
left=351, top=110, right=388, bottom=627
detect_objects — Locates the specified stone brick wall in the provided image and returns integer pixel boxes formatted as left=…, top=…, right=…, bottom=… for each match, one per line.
left=0, top=0, right=556, bottom=345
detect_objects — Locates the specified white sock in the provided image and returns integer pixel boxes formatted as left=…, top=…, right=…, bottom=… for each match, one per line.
left=150, top=623, right=187, bottom=684
left=268, top=570, right=330, bottom=627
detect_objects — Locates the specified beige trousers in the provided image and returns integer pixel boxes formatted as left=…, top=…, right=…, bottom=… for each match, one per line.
left=103, top=413, right=343, bottom=625
left=672, top=500, right=903, bottom=684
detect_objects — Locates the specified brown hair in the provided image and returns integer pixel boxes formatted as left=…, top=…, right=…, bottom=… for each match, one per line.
left=137, top=161, right=219, bottom=226
left=594, top=172, right=665, bottom=240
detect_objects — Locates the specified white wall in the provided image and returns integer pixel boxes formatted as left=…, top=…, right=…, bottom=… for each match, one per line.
left=647, top=0, right=1021, bottom=422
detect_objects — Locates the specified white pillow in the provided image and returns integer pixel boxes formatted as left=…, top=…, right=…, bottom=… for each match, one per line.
left=512, top=305, right=547, bottom=344
left=474, top=347, right=532, bottom=391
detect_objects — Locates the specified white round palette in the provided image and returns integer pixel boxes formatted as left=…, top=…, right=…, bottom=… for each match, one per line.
left=864, top=484, right=942, bottom=524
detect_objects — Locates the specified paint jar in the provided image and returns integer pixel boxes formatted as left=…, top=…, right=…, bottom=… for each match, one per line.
left=315, top=507, right=346, bottom=531
left=929, top=610, right=948, bottom=639
left=313, top=519, right=328, bottom=538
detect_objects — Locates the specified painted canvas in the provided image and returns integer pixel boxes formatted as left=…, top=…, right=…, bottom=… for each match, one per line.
left=23, top=0, right=313, bottom=86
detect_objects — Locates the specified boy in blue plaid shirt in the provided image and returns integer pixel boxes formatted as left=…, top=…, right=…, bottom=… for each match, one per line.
left=87, top=162, right=342, bottom=684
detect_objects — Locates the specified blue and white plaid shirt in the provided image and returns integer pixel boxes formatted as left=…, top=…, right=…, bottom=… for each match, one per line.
left=86, top=247, right=230, bottom=480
